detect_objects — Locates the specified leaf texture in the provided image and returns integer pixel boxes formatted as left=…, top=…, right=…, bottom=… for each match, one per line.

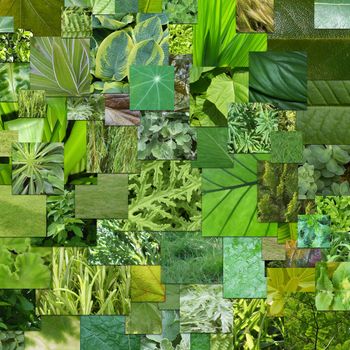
left=30, top=37, right=90, bottom=96
left=202, top=154, right=277, bottom=236
left=249, top=51, right=307, bottom=110
left=0, top=0, right=62, bottom=36
left=131, top=266, right=165, bottom=302
left=308, top=81, right=350, bottom=106
left=296, top=107, right=350, bottom=144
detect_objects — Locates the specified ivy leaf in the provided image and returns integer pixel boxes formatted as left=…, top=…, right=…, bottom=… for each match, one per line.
left=131, top=266, right=165, bottom=302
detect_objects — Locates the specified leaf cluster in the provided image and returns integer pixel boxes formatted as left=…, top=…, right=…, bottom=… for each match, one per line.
left=163, top=0, right=198, bottom=23
left=89, top=220, right=160, bottom=265
left=37, top=248, right=130, bottom=315
left=91, top=13, right=168, bottom=92
left=180, top=285, right=233, bottom=333
left=267, top=268, right=315, bottom=316
left=285, top=293, right=350, bottom=350
left=119, top=161, right=201, bottom=231
left=297, top=215, right=331, bottom=248
left=0, top=238, right=51, bottom=289
left=190, top=67, right=247, bottom=126
left=32, top=189, right=96, bottom=247
left=161, top=232, right=222, bottom=283
left=258, top=162, right=299, bottom=222
left=12, top=142, right=64, bottom=195
left=18, top=90, right=46, bottom=119
left=0, top=289, right=39, bottom=331
left=233, top=299, right=284, bottom=349
left=138, top=112, right=196, bottom=160
left=0, top=29, right=32, bottom=63
left=228, top=103, right=279, bottom=153
left=67, top=95, right=104, bottom=121
left=169, top=25, right=192, bottom=55
left=141, top=311, right=190, bottom=350
left=87, top=122, right=140, bottom=173
left=316, top=197, right=350, bottom=262
left=61, top=7, right=92, bottom=38
left=299, top=145, right=350, bottom=199
left=316, top=262, right=350, bottom=310
left=0, top=330, right=24, bottom=349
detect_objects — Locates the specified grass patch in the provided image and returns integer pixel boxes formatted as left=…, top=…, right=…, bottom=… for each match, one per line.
left=161, top=232, right=223, bottom=284
left=0, top=186, right=46, bottom=237
left=75, top=174, right=128, bottom=219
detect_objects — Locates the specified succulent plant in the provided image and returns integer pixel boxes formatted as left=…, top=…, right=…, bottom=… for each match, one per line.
left=299, top=145, right=350, bottom=198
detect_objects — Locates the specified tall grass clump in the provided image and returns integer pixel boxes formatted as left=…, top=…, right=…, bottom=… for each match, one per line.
left=36, top=248, right=130, bottom=315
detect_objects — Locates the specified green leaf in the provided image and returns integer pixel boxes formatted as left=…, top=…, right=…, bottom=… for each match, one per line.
left=130, top=66, right=174, bottom=110
left=65, top=0, right=115, bottom=14
left=206, top=73, right=234, bottom=117
left=126, top=303, right=162, bottom=334
left=202, top=154, right=277, bottom=236
left=81, top=316, right=140, bottom=350
left=95, top=31, right=134, bottom=81
left=128, top=39, right=164, bottom=66
left=192, top=127, right=234, bottom=168
left=308, top=81, right=350, bottom=106
left=249, top=51, right=307, bottom=110
left=297, top=107, right=350, bottom=144
left=133, top=16, right=163, bottom=43
left=315, top=0, right=350, bottom=29
left=139, top=0, right=162, bottom=13
left=64, top=121, right=86, bottom=181
left=131, top=266, right=165, bottom=302
left=0, top=63, right=29, bottom=102
left=0, top=0, right=62, bottom=36
left=30, top=37, right=90, bottom=96
left=0, top=16, right=14, bottom=32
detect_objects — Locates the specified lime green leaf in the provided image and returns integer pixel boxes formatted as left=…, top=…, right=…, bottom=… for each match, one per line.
left=131, top=266, right=165, bottom=302
left=202, top=154, right=277, bottom=236
left=206, top=73, right=234, bottom=117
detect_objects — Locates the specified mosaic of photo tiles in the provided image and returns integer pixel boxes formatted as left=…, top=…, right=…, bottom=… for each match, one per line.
left=0, top=0, right=350, bottom=349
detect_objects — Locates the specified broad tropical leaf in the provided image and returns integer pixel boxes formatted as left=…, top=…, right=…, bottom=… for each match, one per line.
left=130, top=65, right=174, bottom=110
left=0, top=63, right=29, bottom=102
left=0, top=0, right=62, bottom=36
left=202, top=154, right=277, bottom=236
left=193, top=0, right=266, bottom=66
left=249, top=51, right=307, bottom=110
left=30, top=37, right=90, bottom=96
